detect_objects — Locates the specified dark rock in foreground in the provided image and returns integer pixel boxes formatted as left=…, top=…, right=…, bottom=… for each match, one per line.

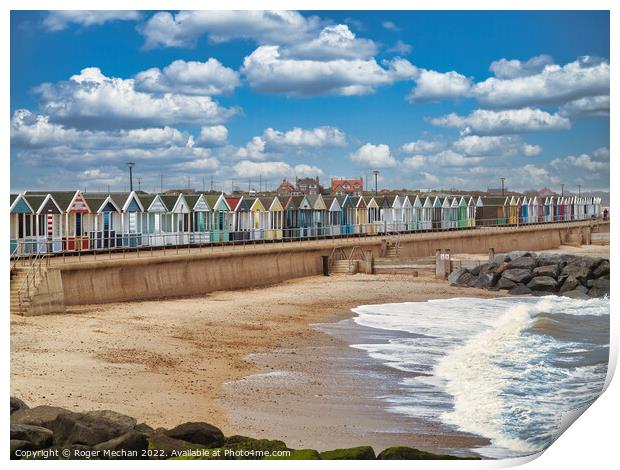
left=319, top=446, right=376, bottom=460
left=7, top=397, right=478, bottom=460
left=164, top=422, right=224, bottom=448
left=449, top=252, right=609, bottom=299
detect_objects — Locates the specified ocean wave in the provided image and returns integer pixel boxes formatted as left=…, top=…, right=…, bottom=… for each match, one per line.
left=350, top=296, right=610, bottom=458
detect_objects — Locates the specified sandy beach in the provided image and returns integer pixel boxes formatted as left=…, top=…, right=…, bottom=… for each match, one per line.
left=10, top=243, right=608, bottom=455
left=10, top=270, right=504, bottom=452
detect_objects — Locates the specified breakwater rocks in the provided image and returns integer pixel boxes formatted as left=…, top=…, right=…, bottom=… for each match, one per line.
left=10, top=398, right=475, bottom=460
left=449, top=251, right=610, bottom=298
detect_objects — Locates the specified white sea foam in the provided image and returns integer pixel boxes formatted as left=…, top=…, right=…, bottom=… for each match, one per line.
left=350, top=296, right=610, bottom=458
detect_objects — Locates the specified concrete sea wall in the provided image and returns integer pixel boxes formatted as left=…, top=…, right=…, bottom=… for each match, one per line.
left=23, top=221, right=599, bottom=313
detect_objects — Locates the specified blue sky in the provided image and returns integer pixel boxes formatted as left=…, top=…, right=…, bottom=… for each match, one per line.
left=10, top=10, right=610, bottom=193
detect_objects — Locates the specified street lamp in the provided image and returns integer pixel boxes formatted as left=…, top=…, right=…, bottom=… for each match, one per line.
left=373, top=170, right=379, bottom=195
left=127, top=162, right=136, bottom=192
left=500, top=177, right=506, bottom=196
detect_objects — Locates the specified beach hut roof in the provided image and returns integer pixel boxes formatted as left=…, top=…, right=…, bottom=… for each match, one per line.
left=423, top=196, right=433, bottom=208
left=249, top=197, right=266, bottom=211
left=327, top=197, right=341, bottom=211
left=10, top=193, right=34, bottom=213
left=442, top=197, right=451, bottom=208
left=268, top=195, right=284, bottom=211
left=451, top=197, right=459, bottom=207
left=22, top=194, right=48, bottom=213
left=307, top=194, right=327, bottom=210
left=33, top=193, right=63, bottom=215
left=401, top=195, right=413, bottom=208
left=413, top=195, right=422, bottom=207
left=122, top=191, right=145, bottom=212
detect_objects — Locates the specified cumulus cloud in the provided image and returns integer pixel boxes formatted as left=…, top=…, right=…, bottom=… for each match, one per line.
left=400, top=139, right=447, bottom=154
left=452, top=135, right=542, bottom=157
left=141, top=10, right=322, bottom=49
left=472, top=56, right=609, bottom=108
left=294, top=164, right=324, bottom=177
left=241, top=46, right=417, bottom=96
left=34, top=67, right=238, bottom=129
left=134, top=59, right=240, bottom=96
left=559, top=95, right=610, bottom=118
left=11, top=109, right=191, bottom=149
left=349, top=143, right=397, bottom=168
left=262, top=126, right=346, bottom=149
left=408, top=70, right=472, bottom=102
left=489, top=54, right=554, bottom=79
left=550, top=152, right=608, bottom=172
left=284, top=24, right=378, bottom=60
left=428, top=108, right=571, bottom=135
left=233, top=160, right=292, bottom=178
left=198, top=125, right=228, bottom=147
left=521, top=164, right=559, bottom=186
left=43, top=10, right=141, bottom=31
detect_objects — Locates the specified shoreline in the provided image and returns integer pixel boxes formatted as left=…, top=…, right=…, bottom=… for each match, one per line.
left=11, top=272, right=502, bottom=455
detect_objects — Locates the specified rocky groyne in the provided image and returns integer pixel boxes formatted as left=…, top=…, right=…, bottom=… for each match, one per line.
left=449, top=251, right=610, bottom=297
left=10, top=398, right=474, bottom=460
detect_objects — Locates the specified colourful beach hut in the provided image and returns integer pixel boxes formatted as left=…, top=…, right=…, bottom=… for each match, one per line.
left=267, top=196, right=284, bottom=240
left=432, top=196, right=442, bottom=230
left=412, top=195, right=423, bottom=231
left=32, top=193, right=64, bottom=253
left=10, top=193, right=35, bottom=255
left=187, top=194, right=211, bottom=244
left=308, top=194, right=328, bottom=237
left=421, top=196, right=433, bottom=230
left=457, top=197, right=468, bottom=228
left=207, top=194, right=232, bottom=242
left=326, top=197, right=342, bottom=236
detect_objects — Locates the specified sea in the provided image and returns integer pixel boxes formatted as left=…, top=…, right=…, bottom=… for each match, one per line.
left=350, top=296, right=610, bottom=458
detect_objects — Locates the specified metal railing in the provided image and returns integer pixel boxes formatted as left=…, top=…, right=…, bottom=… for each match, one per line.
left=8, top=214, right=604, bottom=265
left=13, top=247, right=50, bottom=313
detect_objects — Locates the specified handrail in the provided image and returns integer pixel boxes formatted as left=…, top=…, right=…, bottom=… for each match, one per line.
left=13, top=246, right=49, bottom=314
left=7, top=215, right=604, bottom=266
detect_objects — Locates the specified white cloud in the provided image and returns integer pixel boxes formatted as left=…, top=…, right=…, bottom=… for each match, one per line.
left=559, top=95, right=610, bottom=117
left=294, top=164, right=324, bottom=177
left=349, top=143, right=397, bottom=168
left=241, top=46, right=417, bottom=96
left=489, top=54, right=554, bottom=79
left=429, top=108, right=571, bottom=135
left=402, top=155, right=426, bottom=171
left=400, top=139, right=446, bottom=154
left=592, top=147, right=610, bottom=160
left=551, top=153, right=608, bottom=172
left=11, top=109, right=190, bottom=149
left=284, top=24, right=378, bottom=60
left=382, top=21, right=400, bottom=31
left=34, top=67, right=238, bottom=129
left=141, top=10, right=322, bottom=49
left=521, top=164, right=559, bottom=186
left=235, top=137, right=267, bottom=161
left=198, top=126, right=228, bottom=147
left=427, top=149, right=482, bottom=166
left=233, top=160, right=292, bottom=178
left=408, top=69, right=472, bottom=102
left=473, top=56, right=610, bottom=108
left=134, top=59, right=240, bottom=96
left=387, top=40, right=412, bottom=55
left=43, top=10, right=141, bottom=31
left=262, top=126, right=346, bottom=148
left=421, top=172, right=439, bottom=185
left=452, top=135, right=542, bottom=157
left=175, top=157, right=220, bottom=171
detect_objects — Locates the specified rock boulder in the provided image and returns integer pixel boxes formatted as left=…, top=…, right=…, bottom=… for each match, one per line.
left=502, top=269, right=533, bottom=284
left=164, top=422, right=224, bottom=448
left=527, top=276, right=558, bottom=292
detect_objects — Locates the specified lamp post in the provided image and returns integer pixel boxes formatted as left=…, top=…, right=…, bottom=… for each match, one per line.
left=500, top=177, right=506, bottom=196
left=373, top=170, right=379, bottom=195
left=561, top=183, right=564, bottom=197
left=127, top=162, right=135, bottom=192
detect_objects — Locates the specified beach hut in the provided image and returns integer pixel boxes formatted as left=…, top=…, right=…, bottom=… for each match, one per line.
left=476, top=196, right=504, bottom=227
left=441, top=197, right=451, bottom=229
left=291, top=195, right=313, bottom=238
left=308, top=194, right=328, bottom=237
left=432, top=196, right=442, bottom=230
left=507, top=196, right=519, bottom=225
left=32, top=193, right=64, bottom=253
left=142, top=194, right=170, bottom=246
left=392, top=195, right=405, bottom=232
left=326, top=197, right=342, bottom=236
left=87, top=194, right=121, bottom=249
left=10, top=193, right=36, bottom=255
left=401, top=196, right=414, bottom=232
left=366, top=196, right=380, bottom=235
left=267, top=196, right=284, bottom=240
left=282, top=196, right=298, bottom=239
left=450, top=197, right=459, bottom=229
left=520, top=197, right=529, bottom=224
left=411, top=195, right=423, bottom=231
left=62, top=191, right=92, bottom=251
left=120, top=191, right=145, bottom=247
left=340, top=194, right=354, bottom=235
left=207, top=194, right=232, bottom=242
left=187, top=194, right=211, bottom=244
left=249, top=197, right=269, bottom=240
left=472, top=197, right=483, bottom=227
left=421, top=196, right=433, bottom=230
left=352, top=195, right=368, bottom=234
left=457, top=197, right=468, bottom=228
left=227, top=196, right=250, bottom=241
